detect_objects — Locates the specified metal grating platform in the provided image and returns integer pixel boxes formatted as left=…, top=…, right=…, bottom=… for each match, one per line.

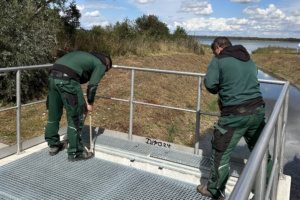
left=150, top=148, right=244, bottom=177
left=94, top=134, right=157, bottom=156
left=0, top=148, right=212, bottom=200
left=91, top=134, right=244, bottom=178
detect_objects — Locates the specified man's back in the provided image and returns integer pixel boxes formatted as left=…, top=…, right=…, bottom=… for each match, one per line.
left=204, top=45, right=262, bottom=107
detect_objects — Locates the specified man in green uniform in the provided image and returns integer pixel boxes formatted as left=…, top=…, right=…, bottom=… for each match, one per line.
left=197, top=37, right=272, bottom=199
left=45, top=51, right=112, bottom=162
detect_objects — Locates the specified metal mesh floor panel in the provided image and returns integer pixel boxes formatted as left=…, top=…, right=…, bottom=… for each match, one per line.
left=88, top=134, right=243, bottom=177
left=92, top=135, right=157, bottom=156
left=0, top=148, right=213, bottom=200
left=150, top=148, right=244, bottom=177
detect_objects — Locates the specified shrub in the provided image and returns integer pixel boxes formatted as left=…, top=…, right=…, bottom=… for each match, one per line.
left=0, top=1, right=61, bottom=104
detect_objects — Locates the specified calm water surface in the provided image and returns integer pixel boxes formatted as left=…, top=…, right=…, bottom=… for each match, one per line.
left=198, top=38, right=299, bottom=53
left=198, top=38, right=300, bottom=199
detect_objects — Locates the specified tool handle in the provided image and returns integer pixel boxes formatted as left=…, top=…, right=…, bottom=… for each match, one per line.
left=89, top=114, right=92, bottom=152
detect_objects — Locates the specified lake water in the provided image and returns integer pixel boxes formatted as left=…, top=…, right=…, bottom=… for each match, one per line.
left=198, top=38, right=299, bottom=54
left=198, top=38, right=300, bottom=199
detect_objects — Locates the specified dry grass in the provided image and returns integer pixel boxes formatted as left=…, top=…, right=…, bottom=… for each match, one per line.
left=252, top=53, right=300, bottom=89
left=90, top=53, right=218, bottom=146
left=0, top=53, right=218, bottom=147
left=0, top=103, right=68, bottom=145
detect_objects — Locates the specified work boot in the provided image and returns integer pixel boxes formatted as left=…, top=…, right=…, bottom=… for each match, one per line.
left=197, top=185, right=225, bottom=200
left=49, top=142, right=67, bottom=156
left=68, top=150, right=94, bottom=162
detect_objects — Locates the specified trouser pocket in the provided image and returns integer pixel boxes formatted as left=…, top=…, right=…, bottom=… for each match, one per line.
left=212, top=124, right=235, bottom=152
left=64, top=93, right=78, bottom=108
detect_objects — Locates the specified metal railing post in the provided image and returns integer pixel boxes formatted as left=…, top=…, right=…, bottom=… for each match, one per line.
left=128, top=69, right=135, bottom=140
left=255, top=149, right=268, bottom=200
left=270, top=107, right=283, bottom=200
left=194, top=76, right=202, bottom=155
left=280, top=88, right=289, bottom=177
left=16, top=70, right=22, bottom=154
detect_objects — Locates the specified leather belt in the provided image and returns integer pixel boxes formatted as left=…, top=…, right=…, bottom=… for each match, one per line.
left=49, top=70, right=70, bottom=80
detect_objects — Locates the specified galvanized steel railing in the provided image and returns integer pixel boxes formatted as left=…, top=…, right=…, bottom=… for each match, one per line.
left=0, top=64, right=289, bottom=200
left=230, top=80, right=290, bottom=200
left=0, top=64, right=52, bottom=154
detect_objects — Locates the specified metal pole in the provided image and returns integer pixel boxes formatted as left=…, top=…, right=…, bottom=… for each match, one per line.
left=271, top=108, right=283, bottom=200
left=255, top=149, right=268, bottom=200
left=280, top=87, right=289, bottom=178
left=128, top=69, right=135, bottom=140
left=194, top=76, right=201, bottom=155
left=16, top=70, right=22, bottom=154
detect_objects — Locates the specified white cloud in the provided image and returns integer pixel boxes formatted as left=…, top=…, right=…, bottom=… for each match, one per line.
left=78, top=4, right=126, bottom=12
left=78, top=3, right=126, bottom=29
left=294, top=10, right=300, bottom=16
left=77, top=5, right=84, bottom=12
left=86, top=21, right=110, bottom=28
left=243, top=4, right=285, bottom=21
left=179, top=1, right=213, bottom=15
left=135, top=0, right=155, bottom=4
left=179, top=17, right=250, bottom=32
left=84, top=10, right=101, bottom=17
left=230, top=0, right=260, bottom=3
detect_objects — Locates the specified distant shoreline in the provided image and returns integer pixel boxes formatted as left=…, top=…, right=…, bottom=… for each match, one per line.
left=191, top=35, right=300, bottom=42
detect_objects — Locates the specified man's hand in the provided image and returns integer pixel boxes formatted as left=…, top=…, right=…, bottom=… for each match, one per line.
left=87, top=104, right=93, bottom=115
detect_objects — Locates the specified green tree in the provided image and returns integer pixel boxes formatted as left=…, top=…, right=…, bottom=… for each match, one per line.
left=172, top=26, right=188, bottom=39
left=61, top=1, right=81, bottom=37
left=91, top=25, right=107, bottom=36
left=0, top=0, right=62, bottom=103
left=135, top=15, right=170, bottom=39
left=114, top=18, right=137, bottom=40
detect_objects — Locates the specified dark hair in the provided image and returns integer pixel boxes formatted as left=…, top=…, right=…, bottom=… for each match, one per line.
left=211, top=37, right=232, bottom=52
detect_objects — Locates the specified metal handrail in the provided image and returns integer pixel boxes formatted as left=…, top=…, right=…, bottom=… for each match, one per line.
left=0, top=64, right=289, bottom=200
left=0, top=64, right=53, bottom=153
left=229, top=81, right=289, bottom=200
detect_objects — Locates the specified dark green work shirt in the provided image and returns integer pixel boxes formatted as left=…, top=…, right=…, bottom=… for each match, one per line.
left=55, top=51, right=106, bottom=104
left=204, top=45, right=262, bottom=107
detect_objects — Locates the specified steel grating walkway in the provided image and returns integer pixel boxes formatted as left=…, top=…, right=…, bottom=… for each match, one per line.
left=1, top=148, right=210, bottom=200
left=91, top=134, right=244, bottom=178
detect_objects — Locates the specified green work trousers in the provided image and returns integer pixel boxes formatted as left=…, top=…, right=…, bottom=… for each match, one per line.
left=45, top=77, right=85, bottom=158
left=207, top=106, right=273, bottom=198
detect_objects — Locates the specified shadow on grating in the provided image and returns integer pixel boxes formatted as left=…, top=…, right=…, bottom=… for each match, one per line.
left=0, top=148, right=213, bottom=200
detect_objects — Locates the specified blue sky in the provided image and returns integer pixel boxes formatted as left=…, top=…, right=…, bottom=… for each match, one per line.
left=74, top=0, right=300, bottom=38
